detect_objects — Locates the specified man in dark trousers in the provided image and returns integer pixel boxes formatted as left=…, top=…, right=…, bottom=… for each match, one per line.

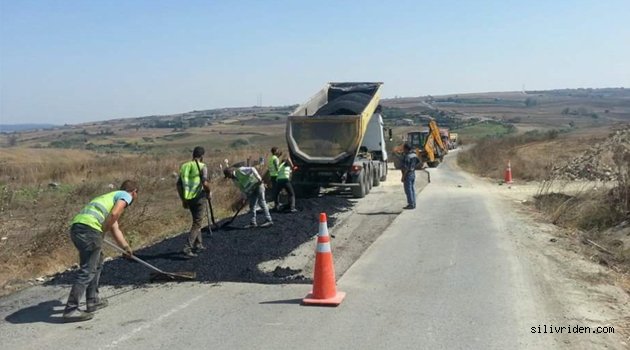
left=267, top=146, right=281, bottom=209
left=401, top=143, right=419, bottom=209
left=177, top=146, right=211, bottom=257
left=273, top=157, right=297, bottom=213
left=63, top=180, right=138, bottom=322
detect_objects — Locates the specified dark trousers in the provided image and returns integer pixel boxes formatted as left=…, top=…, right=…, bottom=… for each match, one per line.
left=184, top=196, right=205, bottom=251
left=404, top=172, right=416, bottom=208
left=269, top=176, right=277, bottom=205
left=273, top=178, right=296, bottom=210
left=65, top=224, right=104, bottom=311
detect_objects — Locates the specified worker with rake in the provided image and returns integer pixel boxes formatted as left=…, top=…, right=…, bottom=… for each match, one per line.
left=63, top=180, right=138, bottom=323
left=223, top=165, right=273, bottom=229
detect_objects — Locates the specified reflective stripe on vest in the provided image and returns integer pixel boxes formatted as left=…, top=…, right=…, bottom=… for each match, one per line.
left=277, top=162, right=291, bottom=180
left=234, top=170, right=258, bottom=194
left=180, top=160, right=204, bottom=200
left=268, top=155, right=279, bottom=177
left=71, top=191, right=120, bottom=232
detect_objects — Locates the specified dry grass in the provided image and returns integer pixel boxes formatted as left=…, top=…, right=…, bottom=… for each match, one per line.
left=0, top=144, right=282, bottom=295
left=457, top=129, right=572, bottom=181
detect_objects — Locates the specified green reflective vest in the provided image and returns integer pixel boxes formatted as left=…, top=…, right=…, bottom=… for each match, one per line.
left=277, top=162, right=292, bottom=180
left=180, top=160, right=205, bottom=200
left=234, top=169, right=259, bottom=194
left=71, top=191, right=121, bottom=232
left=268, top=155, right=279, bottom=177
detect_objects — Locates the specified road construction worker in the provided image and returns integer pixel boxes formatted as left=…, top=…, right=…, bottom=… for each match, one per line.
left=401, top=143, right=419, bottom=209
left=223, top=166, right=273, bottom=228
left=267, top=147, right=281, bottom=208
left=177, top=146, right=211, bottom=257
left=272, top=157, right=297, bottom=213
left=63, top=180, right=139, bottom=323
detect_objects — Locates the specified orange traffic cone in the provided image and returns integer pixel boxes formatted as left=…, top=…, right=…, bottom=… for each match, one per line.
left=504, top=160, right=513, bottom=184
left=303, top=213, right=346, bottom=306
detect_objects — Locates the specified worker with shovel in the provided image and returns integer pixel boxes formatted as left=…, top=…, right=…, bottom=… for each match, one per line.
left=63, top=180, right=138, bottom=323
left=177, top=146, right=211, bottom=257
left=223, top=166, right=273, bottom=229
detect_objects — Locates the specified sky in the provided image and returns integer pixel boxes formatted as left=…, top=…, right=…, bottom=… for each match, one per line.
left=1, top=0, right=629, bottom=125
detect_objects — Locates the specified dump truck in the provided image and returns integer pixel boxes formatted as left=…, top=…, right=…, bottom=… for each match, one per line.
left=285, top=82, right=388, bottom=198
left=392, top=119, right=448, bottom=169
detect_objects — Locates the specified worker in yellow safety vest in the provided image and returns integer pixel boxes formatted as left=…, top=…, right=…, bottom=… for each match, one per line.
left=272, top=157, right=297, bottom=213
left=267, top=147, right=281, bottom=208
left=177, top=146, right=211, bottom=257
left=223, top=165, right=273, bottom=228
left=63, top=180, right=139, bottom=323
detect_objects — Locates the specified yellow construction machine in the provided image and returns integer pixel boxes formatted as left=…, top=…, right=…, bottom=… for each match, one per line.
left=392, top=120, right=448, bottom=169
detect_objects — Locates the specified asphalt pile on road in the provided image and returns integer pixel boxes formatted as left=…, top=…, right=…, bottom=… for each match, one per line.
left=48, top=194, right=354, bottom=288
left=551, top=127, right=630, bottom=182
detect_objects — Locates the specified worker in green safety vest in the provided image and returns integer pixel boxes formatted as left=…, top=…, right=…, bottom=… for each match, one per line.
left=223, top=165, right=273, bottom=228
left=63, top=180, right=139, bottom=323
left=267, top=147, right=281, bottom=208
left=177, top=146, right=211, bottom=257
left=272, top=157, right=297, bottom=213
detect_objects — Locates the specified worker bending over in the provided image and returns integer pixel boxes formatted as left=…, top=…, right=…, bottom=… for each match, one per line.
left=224, top=166, right=273, bottom=228
left=63, top=180, right=138, bottom=322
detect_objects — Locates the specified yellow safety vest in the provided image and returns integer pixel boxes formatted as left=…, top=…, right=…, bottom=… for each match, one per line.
left=71, top=191, right=122, bottom=232
left=268, top=155, right=279, bottom=177
left=277, top=162, right=291, bottom=180
left=180, top=160, right=205, bottom=200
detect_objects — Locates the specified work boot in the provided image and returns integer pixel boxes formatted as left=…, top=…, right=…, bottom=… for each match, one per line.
left=259, top=221, right=273, bottom=228
left=194, top=244, right=206, bottom=252
left=289, top=208, right=298, bottom=213
left=87, top=298, right=109, bottom=313
left=183, top=248, right=198, bottom=257
left=63, top=308, right=94, bottom=323
left=244, top=223, right=258, bottom=229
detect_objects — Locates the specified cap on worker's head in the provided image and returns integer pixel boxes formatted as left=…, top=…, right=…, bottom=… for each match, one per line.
left=271, top=146, right=278, bottom=154
left=223, top=167, right=234, bottom=178
left=192, top=146, right=205, bottom=158
left=403, top=143, right=412, bottom=151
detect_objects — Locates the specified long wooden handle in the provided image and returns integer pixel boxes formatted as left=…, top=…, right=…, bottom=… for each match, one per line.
left=103, top=239, right=167, bottom=274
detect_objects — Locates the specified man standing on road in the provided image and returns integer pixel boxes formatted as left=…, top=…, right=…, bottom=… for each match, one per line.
left=401, top=143, right=419, bottom=209
left=223, top=166, right=273, bottom=228
left=267, top=147, right=281, bottom=209
left=272, top=157, right=297, bottom=213
left=63, top=180, right=139, bottom=323
left=177, top=146, right=211, bottom=257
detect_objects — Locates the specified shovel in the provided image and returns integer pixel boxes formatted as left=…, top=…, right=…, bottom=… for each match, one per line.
left=103, top=239, right=196, bottom=281
left=219, top=200, right=247, bottom=229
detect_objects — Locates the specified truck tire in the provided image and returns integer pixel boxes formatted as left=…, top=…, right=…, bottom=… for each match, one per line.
left=372, top=166, right=380, bottom=187
left=351, top=171, right=367, bottom=198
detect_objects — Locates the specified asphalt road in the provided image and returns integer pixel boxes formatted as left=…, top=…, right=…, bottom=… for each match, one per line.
left=2, top=153, right=623, bottom=349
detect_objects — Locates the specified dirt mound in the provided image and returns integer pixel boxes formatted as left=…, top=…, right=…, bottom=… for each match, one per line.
left=47, top=195, right=354, bottom=288
left=551, top=127, right=630, bottom=181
